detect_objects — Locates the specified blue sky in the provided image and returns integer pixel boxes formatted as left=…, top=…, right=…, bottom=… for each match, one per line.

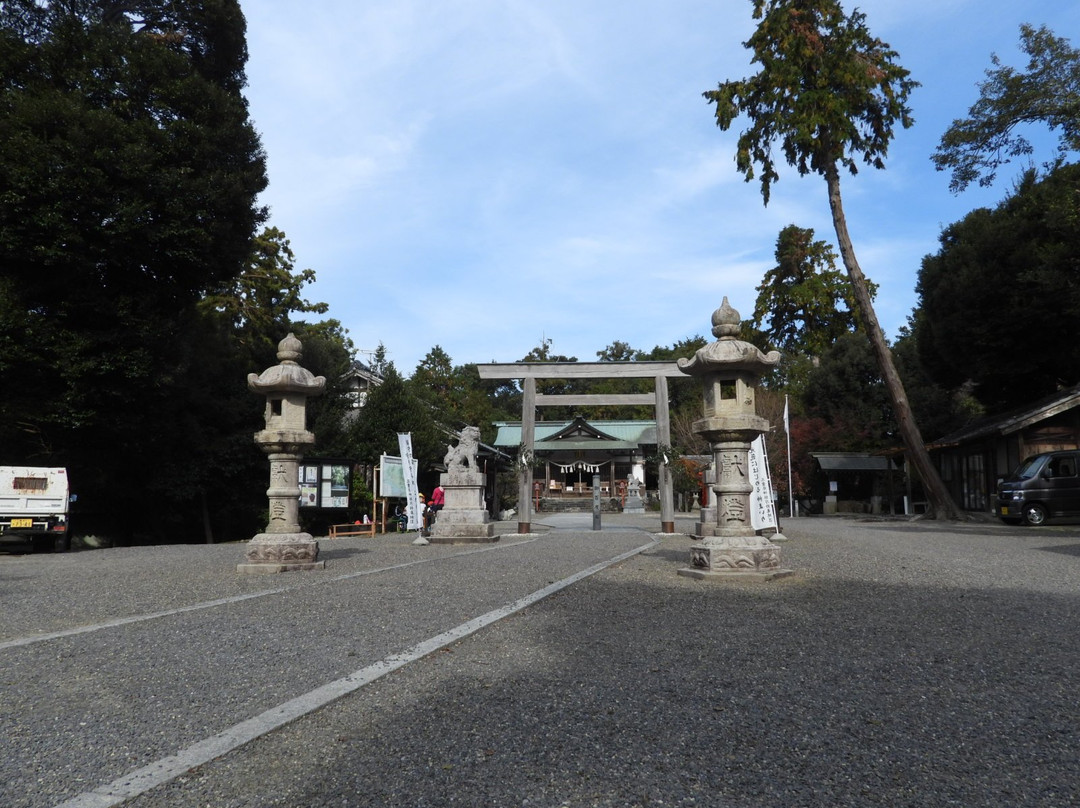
left=241, top=0, right=1080, bottom=375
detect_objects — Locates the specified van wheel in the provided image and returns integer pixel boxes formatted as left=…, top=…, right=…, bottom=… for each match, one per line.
left=1022, top=503, right=1048, bottom=526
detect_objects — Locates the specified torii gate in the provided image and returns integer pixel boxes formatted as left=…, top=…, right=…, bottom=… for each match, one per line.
left=476, top=362, right=684, bottom=535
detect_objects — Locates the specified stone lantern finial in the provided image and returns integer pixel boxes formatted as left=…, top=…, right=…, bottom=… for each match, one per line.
left=711, top=296, right=741, bottom=339
left=277, top=332, right=303, bottom=363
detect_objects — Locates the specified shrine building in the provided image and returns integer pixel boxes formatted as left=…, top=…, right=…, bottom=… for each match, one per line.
left=492, top=416, right=657, bottom=501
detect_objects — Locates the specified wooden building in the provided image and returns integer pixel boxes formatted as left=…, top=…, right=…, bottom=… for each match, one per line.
left=929, top=384, right=1080, bottom=513
left=811, top=453, right=899, bottom=515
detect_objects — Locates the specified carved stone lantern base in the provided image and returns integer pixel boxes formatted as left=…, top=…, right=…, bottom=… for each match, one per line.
left=237, top=533, right=325, bottom=574
left=677, top=535, right=793, bottom=582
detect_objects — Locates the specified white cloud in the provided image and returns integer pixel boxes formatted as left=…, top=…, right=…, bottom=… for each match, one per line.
left=240, top=0, right=1080, bottom=371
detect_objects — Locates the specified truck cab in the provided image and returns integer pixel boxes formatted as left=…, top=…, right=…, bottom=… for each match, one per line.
left=0, top=467, right=71, bottom=552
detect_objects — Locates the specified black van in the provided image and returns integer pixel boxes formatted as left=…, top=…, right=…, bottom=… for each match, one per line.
left=996, top=450, right=1080, bottom=525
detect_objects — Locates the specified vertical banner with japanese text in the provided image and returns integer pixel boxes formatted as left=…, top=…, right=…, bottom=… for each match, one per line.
left=397, top=433, right=422, bottom=531
left=749, top=435, right=778, bottom=531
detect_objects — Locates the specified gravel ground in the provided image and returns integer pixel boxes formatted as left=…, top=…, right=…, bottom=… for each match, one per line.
left=3, top=514, right=1079, bottom=808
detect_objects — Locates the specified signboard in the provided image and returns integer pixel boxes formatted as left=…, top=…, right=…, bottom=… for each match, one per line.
left=298, top=461, right=351, bottom=509
left=378, top=454, right=418, bottom=498
left=749, top=436, right=778, bottom=531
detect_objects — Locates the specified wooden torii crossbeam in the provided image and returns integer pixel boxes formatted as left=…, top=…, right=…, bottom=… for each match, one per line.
left=476, top=362, right=684, bottom=534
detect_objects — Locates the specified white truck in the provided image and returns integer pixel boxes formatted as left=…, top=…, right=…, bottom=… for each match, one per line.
left=0, top=466, right=72, bottom=552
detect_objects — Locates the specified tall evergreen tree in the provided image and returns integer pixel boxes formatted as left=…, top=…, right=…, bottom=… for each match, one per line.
left=752, top=225, right=866, bottom=357
left=706, top=0, right=960, bottom=518
left=915, top=164, right=1080, bottom=410
left=350, top=364, right=443, bottom=470
left=201, top=227, right=327, bottom=360
left=0, top=0, right=267, bottom=540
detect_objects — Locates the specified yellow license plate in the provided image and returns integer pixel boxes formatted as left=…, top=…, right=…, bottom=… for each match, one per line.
left=1000, top=507, right=1009, bottom=515
left=10, top=518, right=32, bottom=528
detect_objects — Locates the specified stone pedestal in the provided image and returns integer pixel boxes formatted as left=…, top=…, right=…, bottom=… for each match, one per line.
left=429, top=470, right=497, bottom=544
left=679, top=535, right=792, bottom=581
left=238, top=533, right=324, bottom=574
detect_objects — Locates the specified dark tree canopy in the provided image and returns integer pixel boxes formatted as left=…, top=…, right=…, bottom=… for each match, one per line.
left=0, top=0, right=266, bottom=433
left=0, top=0, right=268, bottom=541
left=802, top=332, right=892, bottom=450
left=933, top=24, right=1080, bottom=193
left=0, top=0, right=266, bottom=308
left=915, top=163, right=1080, bottom=410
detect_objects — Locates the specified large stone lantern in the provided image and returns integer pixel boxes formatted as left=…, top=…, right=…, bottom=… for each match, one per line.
left=238, top=333, right=327, bottom=574
left=676, top=298, right=792, bottom=580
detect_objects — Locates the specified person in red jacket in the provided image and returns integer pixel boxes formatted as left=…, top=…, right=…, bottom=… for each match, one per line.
left=429, top=485, right=445, bottom=523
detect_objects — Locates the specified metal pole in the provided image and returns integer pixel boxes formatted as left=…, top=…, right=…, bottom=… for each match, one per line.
left=786, top=394, right=795, bottom=518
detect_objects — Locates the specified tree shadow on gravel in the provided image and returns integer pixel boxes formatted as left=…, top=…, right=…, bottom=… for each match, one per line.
left=638, top=545, right=693, bottom=565
left=317, top=547, right=371, bottom=561
left=821, top=518, right=1080, bottom=539
left=1036, top=542, right=1080, bottom=557
left=143, top=565, right=1080, bottom=808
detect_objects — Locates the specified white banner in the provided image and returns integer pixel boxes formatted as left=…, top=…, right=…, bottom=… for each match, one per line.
left=397, top=433, right=422, bottom=531
left=749, top=435, right=778, bottom=532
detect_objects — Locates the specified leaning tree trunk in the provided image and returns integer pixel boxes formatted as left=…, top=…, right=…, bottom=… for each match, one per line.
left=825, top=168, right=961, bottom=520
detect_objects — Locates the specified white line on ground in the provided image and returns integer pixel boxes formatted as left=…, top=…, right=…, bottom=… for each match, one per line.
left=0, top=537, right=537, bottom=651
left=53, top=536, right=658, bottom=808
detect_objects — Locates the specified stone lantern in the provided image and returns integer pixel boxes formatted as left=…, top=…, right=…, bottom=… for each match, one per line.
left=238, top=333, right=327, bottom=574
left=676, top=298, right=792, bottom=580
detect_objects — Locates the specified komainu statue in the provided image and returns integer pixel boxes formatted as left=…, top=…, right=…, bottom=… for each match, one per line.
left=443, top=426, right=481, bottom=476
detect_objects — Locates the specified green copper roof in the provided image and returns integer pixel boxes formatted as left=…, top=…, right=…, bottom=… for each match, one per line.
left=493, top=419, right=657, bottom=450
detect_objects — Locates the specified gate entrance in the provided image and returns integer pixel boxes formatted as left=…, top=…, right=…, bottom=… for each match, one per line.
left=476, top=362, right=684, bottom=534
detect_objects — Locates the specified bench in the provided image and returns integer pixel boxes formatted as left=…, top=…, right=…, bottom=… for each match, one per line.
left=328, top=522, right=376, bottom=539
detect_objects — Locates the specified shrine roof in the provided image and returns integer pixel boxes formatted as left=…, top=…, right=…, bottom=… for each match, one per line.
left=493, top=419, right=657, bottom=450
left=812, top=453, right=896, bottom=472
left=929, top=383, right=1080, bottom=448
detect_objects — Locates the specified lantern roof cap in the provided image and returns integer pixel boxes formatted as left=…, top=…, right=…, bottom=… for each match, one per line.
left=247, top=333, right=327, bottom=395
left=678, top=297, right=781, bottom=376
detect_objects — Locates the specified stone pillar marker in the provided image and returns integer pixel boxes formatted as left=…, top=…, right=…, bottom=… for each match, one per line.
left=429, top=426, right=498, bottom=544
left=676, top=298, right=793, bottom=581
left=239, top=333, right=327, bottom=574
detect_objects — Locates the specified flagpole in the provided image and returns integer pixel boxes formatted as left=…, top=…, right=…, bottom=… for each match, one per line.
left=785, top=394, right=795, bottom=518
